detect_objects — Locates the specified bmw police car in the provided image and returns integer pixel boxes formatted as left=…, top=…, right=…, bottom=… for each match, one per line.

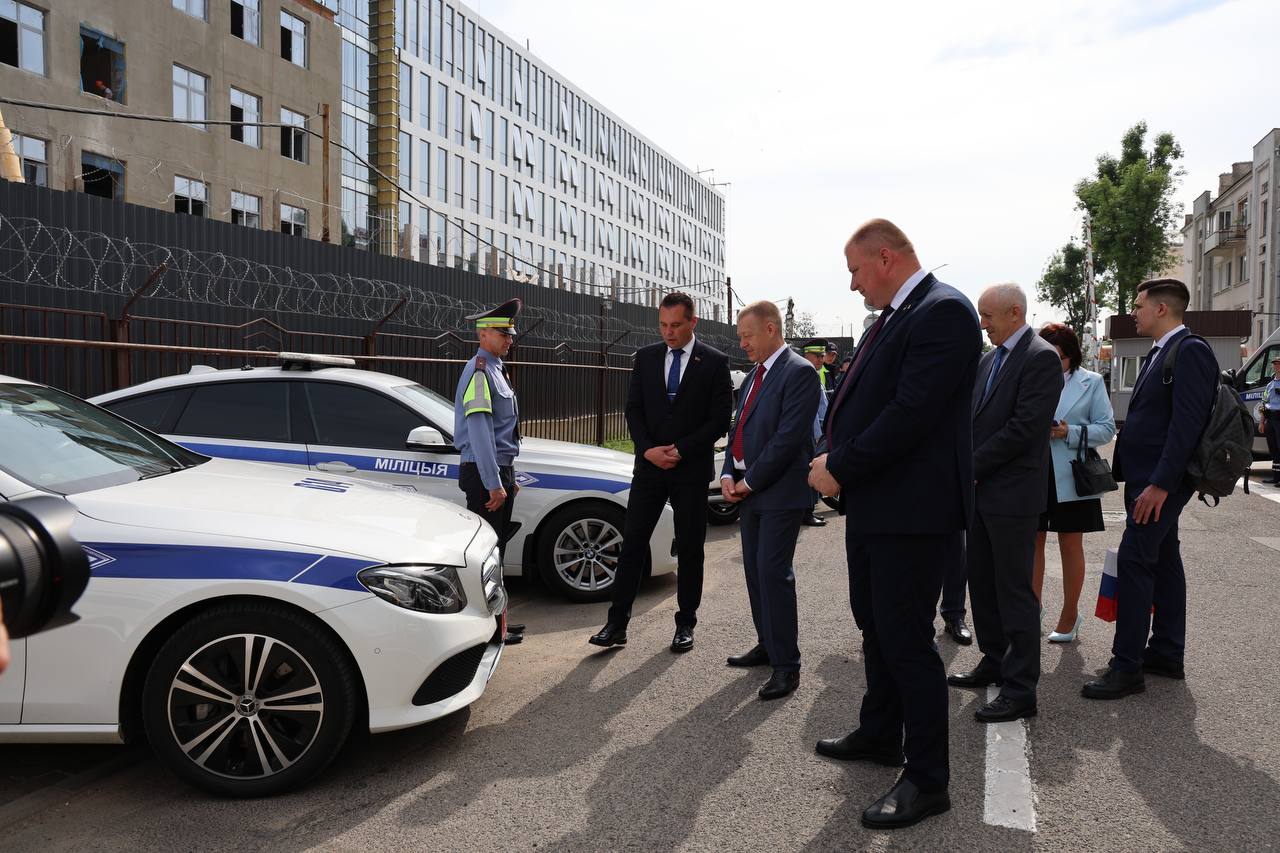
left=0, top=375, right=505, bottom=796
left=91, top=354, right=679, bottom=602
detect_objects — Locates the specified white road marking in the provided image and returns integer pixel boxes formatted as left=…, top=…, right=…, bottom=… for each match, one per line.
left=983, top=685, right=1037, bottom=832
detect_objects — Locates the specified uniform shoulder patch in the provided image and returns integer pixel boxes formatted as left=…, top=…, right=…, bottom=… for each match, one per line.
left=476, top=356, right=488, bottom=371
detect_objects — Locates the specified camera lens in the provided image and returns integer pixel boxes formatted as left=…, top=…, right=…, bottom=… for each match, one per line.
left=0, top=497, right=91, bottom=640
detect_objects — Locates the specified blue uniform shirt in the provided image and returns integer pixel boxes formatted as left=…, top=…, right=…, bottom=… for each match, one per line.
left=454, top=347, right=520, bottom=490
left=1264, top=377, right=1280, bottom=412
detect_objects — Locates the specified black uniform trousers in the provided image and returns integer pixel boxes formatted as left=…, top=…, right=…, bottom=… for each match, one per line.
left=607, top=470, right=708, bottom=629
left=966, top=510, right=1041, bottom=703
left=846, top=528, right=950, bottom=793
left=1265, top=415, right=1280, bottom=479
left=459, top=463, right=517, bottom=560
left=939, top=531, right=967, bottom=622
left=1111, top=481, right=1193, bottom=671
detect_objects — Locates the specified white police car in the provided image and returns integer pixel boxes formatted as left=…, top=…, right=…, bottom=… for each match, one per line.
left=0, top=375, right=505, bottom=796
left=90, top=354, right=679, bottom=602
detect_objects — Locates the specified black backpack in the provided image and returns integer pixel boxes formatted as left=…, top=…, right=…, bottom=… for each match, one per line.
left=1161, top=334, right=1255, bottom=505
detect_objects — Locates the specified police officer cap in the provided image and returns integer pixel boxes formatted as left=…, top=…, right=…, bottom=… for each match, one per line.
left=466, top=298, right=522, bottom=335
left=1272, top=354, right=1280, bottom=363
left=802, top=338, right=827, bottom=355
left=825, top=342, right=840, bottom=354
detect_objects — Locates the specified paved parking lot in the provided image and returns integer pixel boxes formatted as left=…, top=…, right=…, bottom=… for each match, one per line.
left=3, top=469, right=1280, bottom=851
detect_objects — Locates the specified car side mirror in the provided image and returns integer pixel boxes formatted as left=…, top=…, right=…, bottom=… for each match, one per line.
left=406, top=426, right=449, bottom=450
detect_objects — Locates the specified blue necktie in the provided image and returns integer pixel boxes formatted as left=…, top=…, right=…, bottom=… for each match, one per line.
left=981, top=345, right=1007, bottom=403
left=667, top=348, right=682, bottom=401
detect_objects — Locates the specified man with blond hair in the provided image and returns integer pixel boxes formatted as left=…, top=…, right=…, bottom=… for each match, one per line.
left=809, top=218, right=981, bottom=829
left=721, top=300, right=821, bottom=700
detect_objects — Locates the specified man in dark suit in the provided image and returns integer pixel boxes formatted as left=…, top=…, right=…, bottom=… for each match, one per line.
left=1083, top=278, right=1216, bottom=699
left=720, top=300, right=820, bottom=700
left=947, top=284, right=1060, bottom=723
left=590, top=292, right=732, bottom=653
left=809, top=219, right=980, bottom=830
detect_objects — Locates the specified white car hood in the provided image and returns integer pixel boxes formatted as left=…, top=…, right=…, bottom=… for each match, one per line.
left=518, top=437, right=634, bottom=480
left=70, top=458, right=482, bottom=565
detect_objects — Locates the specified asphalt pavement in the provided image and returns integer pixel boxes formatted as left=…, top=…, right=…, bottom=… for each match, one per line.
left=3, top=466, right=1280, bottom=851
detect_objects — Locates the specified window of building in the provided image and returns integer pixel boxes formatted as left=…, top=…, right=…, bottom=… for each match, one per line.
left=431, top=211, right=445, bottom=264
left=451, top=91, right=463, bottom=145
left=280, top=107, right=308, bottom=162
left=340, top=188, right=370, bottom=247
left=12, top=132, right=46, bottom=186
left=496, top=173, right=507, bottom=224
left=230, top=0, right=259, bottom=43
left=81, top=152, right=124, bottom=200
left=174, top=175, right=208, bottom=217
left=418, top=70, right=430, bottom=127
left=79, top=26, right=124, bottom=102
left=452, top=154, right=463, bottom=208
left=497, top=117, right=508, bottom=166
left=341, top=40, right=372, bottom=105
left=435, top=146, right=447, bottom=202
left=467, top=160, right=478, bottom=213
left=341, top=113, right=371, bottom=180
left=483, top=109, right=494, bottom=161
left=399, top=60, right=411, bottom=124
left=231, top=191, right=261, bottom=227
left=435, top=80, right=447, bottom=137
left=482, top=167, right=492, bottom=218
left=0, top=0, right=44, bottom=74
left=229, top=87, right=260, bottom=147
left=418, top=138, right=430, bottom=198
left=172, top=65, right=208, bottom=129
left=280, top=10, right=306, bottom=67
left=280, top=203, right=307, bottom=237
left=172, top=0, right=206, bottom=20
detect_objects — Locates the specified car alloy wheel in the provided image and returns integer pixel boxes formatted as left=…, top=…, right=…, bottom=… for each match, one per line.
left=538, top=502, right=630, bottom=602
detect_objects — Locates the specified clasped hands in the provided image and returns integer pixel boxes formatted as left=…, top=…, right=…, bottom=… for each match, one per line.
left=644, top=444, right=682, bottom=470
left=808, top=453, right=840, bottom=498
left=719, top=475, right=752, bottom=503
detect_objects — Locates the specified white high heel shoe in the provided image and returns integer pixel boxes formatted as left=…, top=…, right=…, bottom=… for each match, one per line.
left=1048, top=615, right=1082, bottom=644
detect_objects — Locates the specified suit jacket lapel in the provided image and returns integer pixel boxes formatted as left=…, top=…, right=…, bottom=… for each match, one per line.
left=1131, top=329, right=1187, bottom=403
left=834, top=273, right=937, bottom=410
left=976, top=329, right=1033, bottom=415
left=1055, top=371, right=1086, bottom=420
left=671, top=341, right=704, bottom=405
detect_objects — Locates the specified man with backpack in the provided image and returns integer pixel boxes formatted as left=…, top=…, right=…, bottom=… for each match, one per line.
left=1083, top=279, right=1217, bottom=699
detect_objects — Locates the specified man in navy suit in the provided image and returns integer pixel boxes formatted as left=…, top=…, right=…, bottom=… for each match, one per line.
left=809, top=219, right=981, bottom=829
left=1083, top=278, right=1216, bottom=699
left=590, top=292, right=732, bottom=652
left=720, top=300, right=821, bottom=701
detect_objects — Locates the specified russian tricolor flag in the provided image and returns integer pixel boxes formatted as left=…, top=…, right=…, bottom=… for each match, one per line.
left=1095, top=548, right=1119, bottom=622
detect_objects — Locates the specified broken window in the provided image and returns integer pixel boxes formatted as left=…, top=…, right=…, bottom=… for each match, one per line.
left=81, top=152, right=124, bottom=200
left=279, top=10, right=306, bottom=67
left=172, top=64, right=208, bottom=130
left=231, top=191, right=260, bottom=228
left=280, top=107, right=307, bottom=163
left=230, top=0, right=259, bottom=44
left=80, top=26, right=125, bottom=103
left=1, top=0, right=45, bottom=75
left=229, top=87, right=260, bottom=147
left=12, top=132, right=47, bottom=186
left=280, top=203, right=307, bottom=238
left=174, top=175, right=208, bottom=217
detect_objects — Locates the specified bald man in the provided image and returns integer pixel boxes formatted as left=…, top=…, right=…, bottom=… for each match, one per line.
left=947, top=284, right=1060, bottom=724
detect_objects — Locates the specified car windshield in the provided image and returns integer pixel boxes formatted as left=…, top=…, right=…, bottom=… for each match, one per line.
left=0, top=383, right=207, bottom=495
left=392, top=383, right=456, bottom=435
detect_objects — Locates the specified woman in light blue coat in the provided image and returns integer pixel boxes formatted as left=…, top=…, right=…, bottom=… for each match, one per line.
left=1033, top=324, right=1115, bottom=643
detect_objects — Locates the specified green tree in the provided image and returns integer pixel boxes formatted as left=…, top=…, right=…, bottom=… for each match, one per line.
left=793, top=312, right=817, bottom=339
left=1036, top=241, right=1114, bottom=339
left=1074, top=122, right=1184, bottom=311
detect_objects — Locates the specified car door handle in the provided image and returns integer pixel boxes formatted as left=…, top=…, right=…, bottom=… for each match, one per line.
left=316, top=461, right=357, bottom=473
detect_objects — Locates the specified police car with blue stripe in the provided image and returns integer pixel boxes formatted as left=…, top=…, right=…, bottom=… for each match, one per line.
left=90, top=354, right=679, bottom=602
left=1, top=374, right=506, bottom=796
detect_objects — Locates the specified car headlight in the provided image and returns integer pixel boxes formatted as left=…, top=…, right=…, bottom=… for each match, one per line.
left=358, top=565, right=467, bottom=614
left=481, top=546, right=507, bottom=615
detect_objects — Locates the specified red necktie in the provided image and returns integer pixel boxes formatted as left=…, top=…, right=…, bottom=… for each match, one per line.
left=826, top=306, right=894, bottom=433
left=731, top=364, right=767, bottom=463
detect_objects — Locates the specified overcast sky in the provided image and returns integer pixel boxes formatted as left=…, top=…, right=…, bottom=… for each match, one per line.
left=473, top=0, right=1275, bottom=337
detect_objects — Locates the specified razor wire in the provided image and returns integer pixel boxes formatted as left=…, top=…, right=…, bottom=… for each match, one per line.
left=0, top=213, right=741, bottom=353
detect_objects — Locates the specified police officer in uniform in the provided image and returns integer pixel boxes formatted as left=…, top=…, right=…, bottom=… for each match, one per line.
left=800, top=339, right=830, bottom=527
left=821, top=342, right=840, bottom=396
left=1262, top=354, right=1280, bottom=485
left=454, top=298, right=523, bottom=556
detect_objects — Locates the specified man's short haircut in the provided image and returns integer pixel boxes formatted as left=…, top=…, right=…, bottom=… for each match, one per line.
left=1136, top=278, right=1190, bottom=316
left=737, top=299, right=783, bottom=329
left=660, top=290, right=696, bottom=320
left=847, top=218, right=915, bottom=255
left=983, top=282, right=1028, bottom=315
left=1039, top=322, right=1082, bottom=372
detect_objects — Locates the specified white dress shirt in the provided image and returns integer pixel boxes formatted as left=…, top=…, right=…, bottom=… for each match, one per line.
left=663, top=335, right=696, bottom=387
left=990, top=324, right=1031, bottom=381
left=1152, top=324, right=1187, bottom=351
left=881, top=267, right=929, bottom=329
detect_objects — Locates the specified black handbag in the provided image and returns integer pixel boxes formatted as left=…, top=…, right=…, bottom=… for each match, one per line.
left=1070, top=424, right=1118, bottom=495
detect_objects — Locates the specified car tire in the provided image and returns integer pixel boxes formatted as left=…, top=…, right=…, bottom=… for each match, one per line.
left=706, top=501, right=740, bottom=525
left=141, top=601, right=359, bottom=797
left=537, top=502, right=630, bottom=603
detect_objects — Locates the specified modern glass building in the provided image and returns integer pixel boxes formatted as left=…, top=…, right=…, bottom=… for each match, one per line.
left=327, top=0, right=728, bottom=318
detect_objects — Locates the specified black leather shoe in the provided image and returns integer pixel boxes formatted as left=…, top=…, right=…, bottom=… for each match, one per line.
left=1082, top=666, right=1145, bottom=699
left=974, top=693, right=1037, bottom=723
left=801, top=512, right=826, bottom=527
left=759, top=669, right=799, bottom=700
left=588, top=623, right=628, bottom=648
left=943, top=617, right=973, bottom=645
left=861, top=777, right=951, bottom=829
left=1142, top=656, right=1185, bottom=680
left=815, top=732, right=904, bottom=766
left=947, top=665, right=1001, bottom=688
left=726, top=643, right=770, bottom=667
left=671, top=626, right=694, bottom=653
